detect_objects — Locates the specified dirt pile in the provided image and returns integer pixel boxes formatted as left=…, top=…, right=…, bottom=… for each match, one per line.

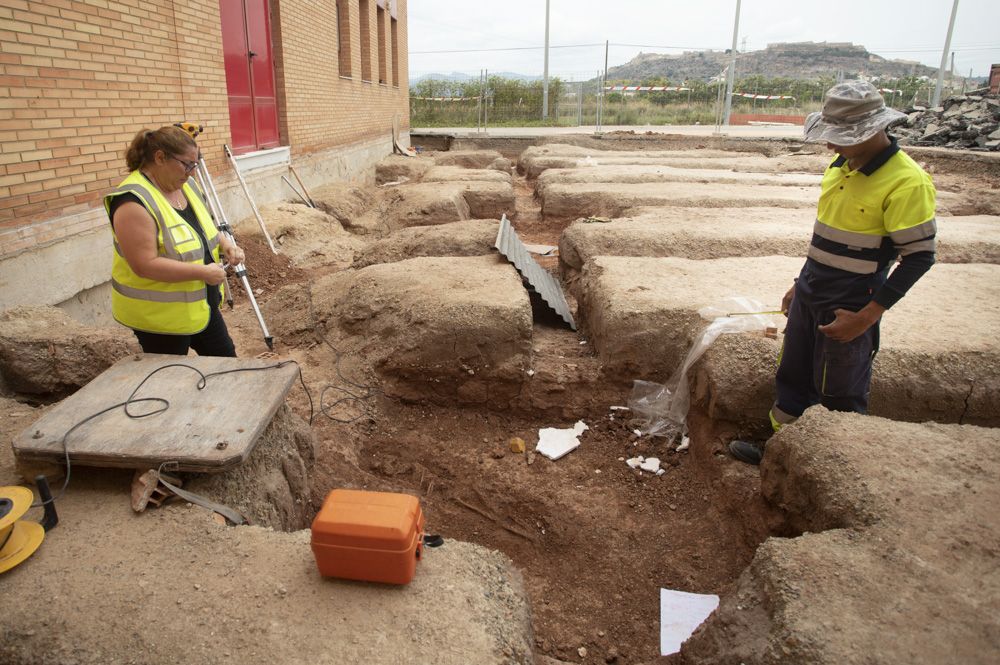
left=310, top=255, right=532, bottom=406
left=0, top=463, right=533, bottom=665
left=558, top=208, right=812, bottom=287
left=578, top=256, right=1000, bottom=427
left=434, top=149, right=512, bottom=173
left=187, top=404, right=316, bottom=530
left=248, top=202, right=367, bottom=269
left=0, top=306, right=138, bottom=396
left=895, top=94, right=1000, bottom=150
left=381, top=181, right=515, bottom=229
left=682, top=408, right=1000, bottom=665
left=517, top=144, right=829, bottom=179
left=352, top=219, right=500, bottom=268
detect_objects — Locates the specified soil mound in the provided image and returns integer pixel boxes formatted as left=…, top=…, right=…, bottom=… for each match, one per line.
left=0, top=306, right=138, bottom=396
left=683, top=408, right=1000, bottom=665
left=310, top=255, right=532, bottom=406
left=353, top=219, right=500, bottom=268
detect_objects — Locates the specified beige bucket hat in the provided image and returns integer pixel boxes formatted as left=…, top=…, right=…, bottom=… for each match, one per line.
left=804, top=80, right=907, bottom=146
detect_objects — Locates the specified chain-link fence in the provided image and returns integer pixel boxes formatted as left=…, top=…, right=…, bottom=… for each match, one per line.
left=410, top=74, right=971, bottom=130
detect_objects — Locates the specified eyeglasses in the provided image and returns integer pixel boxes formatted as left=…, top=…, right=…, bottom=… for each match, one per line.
left=170, top=155, right=198, bottom=173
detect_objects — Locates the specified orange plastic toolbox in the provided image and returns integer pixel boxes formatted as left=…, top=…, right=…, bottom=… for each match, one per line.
left=310, top=489, right=425, bottom=585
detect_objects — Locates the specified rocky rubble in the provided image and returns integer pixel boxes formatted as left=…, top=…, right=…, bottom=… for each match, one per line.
left=895, top=93, right=1000, bottom=150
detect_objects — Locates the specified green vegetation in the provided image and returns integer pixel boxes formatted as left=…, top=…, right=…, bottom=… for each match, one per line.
left=410, top=74, right=943, bottom=128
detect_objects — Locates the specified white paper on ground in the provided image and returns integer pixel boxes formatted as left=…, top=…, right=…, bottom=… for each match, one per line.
left=639, top=457, right=661, bottom=473
left=536, top=420, right=589, bottom=460
left=660, top=588, right=720, bottom=656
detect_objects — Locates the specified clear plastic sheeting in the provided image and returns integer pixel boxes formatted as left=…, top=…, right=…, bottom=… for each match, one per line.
left=628, top=297, right=782, bottom=440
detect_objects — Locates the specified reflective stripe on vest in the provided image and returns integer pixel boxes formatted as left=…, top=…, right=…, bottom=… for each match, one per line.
left=105, top=171, right=221, bottom=335
left=111, top=280, right=208, bottom=303
left=810, top=149, right=937, bottom=275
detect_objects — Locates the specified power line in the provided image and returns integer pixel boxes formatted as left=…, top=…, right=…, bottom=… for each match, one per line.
left=412, top=42, right=1000, bottom=57
left=411, top=43, right=604, bottom=55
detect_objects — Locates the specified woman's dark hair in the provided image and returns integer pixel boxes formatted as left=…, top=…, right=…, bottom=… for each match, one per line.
left=124, top=126, right=197, bottom=171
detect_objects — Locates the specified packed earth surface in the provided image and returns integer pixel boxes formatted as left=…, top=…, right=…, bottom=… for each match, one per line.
left=2, top=133, right=999, bottom=664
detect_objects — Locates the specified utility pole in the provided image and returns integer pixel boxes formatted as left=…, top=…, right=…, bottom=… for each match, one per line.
left=542, top=0, right=550, bottom=120
left=603, top=39, right=609, bottom=93
left=950, top=51, right=955, bottom=92
left=932, top=0, right=959, bottom=107
left=722, top=0, right=741, bottom=127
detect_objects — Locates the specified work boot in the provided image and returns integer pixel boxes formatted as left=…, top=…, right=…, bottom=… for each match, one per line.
left=728, top=440, right=764, bottom=466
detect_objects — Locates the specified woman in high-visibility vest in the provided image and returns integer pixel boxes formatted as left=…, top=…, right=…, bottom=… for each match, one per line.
left=105, top=126, right=243, bottom=356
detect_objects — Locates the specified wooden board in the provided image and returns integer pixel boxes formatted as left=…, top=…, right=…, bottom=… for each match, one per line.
left=12, top=354, right=299, bottom=473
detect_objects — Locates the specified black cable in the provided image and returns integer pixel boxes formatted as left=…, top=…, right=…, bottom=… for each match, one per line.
left=30, top=359, right=314, bottom=508
left=314, top=332, right=381, bottom=424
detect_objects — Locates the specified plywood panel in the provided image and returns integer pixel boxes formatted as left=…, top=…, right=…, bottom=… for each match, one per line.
left=13, top=354, right=299, bottom=473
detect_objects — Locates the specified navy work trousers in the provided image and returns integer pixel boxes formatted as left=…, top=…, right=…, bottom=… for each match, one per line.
left=774, top=286, right=879, bottom=422
left=132, top=305, right=237, bottom=357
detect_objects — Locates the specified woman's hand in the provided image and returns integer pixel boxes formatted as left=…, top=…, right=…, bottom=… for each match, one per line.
left=222, top=242, right=245, bottom=266
left=200, top=263, right=227, bottom=286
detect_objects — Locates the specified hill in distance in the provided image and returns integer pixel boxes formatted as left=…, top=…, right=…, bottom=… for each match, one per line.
left=607, top=41, right=949, bottom=82
left=410, top=42, right=959, bottom=85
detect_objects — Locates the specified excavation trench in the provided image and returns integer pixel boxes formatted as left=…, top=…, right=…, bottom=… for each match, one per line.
left=5, top=138, right=997, bottom=664
left=216, top=164, right=788, bottom=663
left=223, top=140, right=999, bottom=660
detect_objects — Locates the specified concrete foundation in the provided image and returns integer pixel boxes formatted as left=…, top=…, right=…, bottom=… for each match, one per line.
left=579, top=256, right=1000, bottom=426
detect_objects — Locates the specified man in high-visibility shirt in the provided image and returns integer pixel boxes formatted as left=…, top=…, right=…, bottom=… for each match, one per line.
left=730, top=81, right=937, bottom=465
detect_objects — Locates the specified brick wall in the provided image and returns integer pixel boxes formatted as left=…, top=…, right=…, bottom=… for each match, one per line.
left=273, top=0, right=408, bottom=154
left=0, top=0, right=409, bottom=260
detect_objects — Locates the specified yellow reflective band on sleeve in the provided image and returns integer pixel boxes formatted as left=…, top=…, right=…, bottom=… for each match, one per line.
left=769, top=404, right=798, bottom=432
left=897, top=238, right=937, bottom=255
left=889, top=217, right=937, bottom=244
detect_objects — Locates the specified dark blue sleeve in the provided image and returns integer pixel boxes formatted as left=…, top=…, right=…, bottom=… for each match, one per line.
left=872, top=249, right=936, bottom=309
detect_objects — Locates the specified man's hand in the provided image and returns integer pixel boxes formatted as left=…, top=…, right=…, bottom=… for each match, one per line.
left=818, top=302, right=886, bottom=342
left=781, top=283, right=796, bottom=316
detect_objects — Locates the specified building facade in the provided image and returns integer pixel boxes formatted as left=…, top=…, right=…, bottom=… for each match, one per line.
left=0, top=0, right=408, bottom=319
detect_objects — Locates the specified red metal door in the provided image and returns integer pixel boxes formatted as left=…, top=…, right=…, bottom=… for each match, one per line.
left=220, top=0, right=280, bottom=153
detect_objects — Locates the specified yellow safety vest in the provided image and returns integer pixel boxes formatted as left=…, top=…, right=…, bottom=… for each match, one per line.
left=104, top=170, right=223, bottom=335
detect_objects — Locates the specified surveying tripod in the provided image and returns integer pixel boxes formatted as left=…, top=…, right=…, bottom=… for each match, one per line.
left=174, top=122, right=274, bottom=350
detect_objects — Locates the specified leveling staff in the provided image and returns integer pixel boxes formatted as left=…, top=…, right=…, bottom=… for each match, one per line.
left=105, top=126, right=244, bottom=356
left=730, top=81, right=937, bottom=465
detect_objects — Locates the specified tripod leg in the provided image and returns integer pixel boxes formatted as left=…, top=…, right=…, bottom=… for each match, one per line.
left=197, top=156, right=273, bottom=349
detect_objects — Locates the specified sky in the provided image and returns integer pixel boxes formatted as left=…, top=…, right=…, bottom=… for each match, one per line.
left=408, top=0, right=1000, bottom=81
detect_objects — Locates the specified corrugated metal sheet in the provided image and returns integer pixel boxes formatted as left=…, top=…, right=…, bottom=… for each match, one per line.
left=494, top=214, right=576, bottom=331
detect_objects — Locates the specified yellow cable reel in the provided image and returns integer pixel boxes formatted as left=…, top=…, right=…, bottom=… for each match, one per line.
left=0, top=486, right=46, bottom=574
